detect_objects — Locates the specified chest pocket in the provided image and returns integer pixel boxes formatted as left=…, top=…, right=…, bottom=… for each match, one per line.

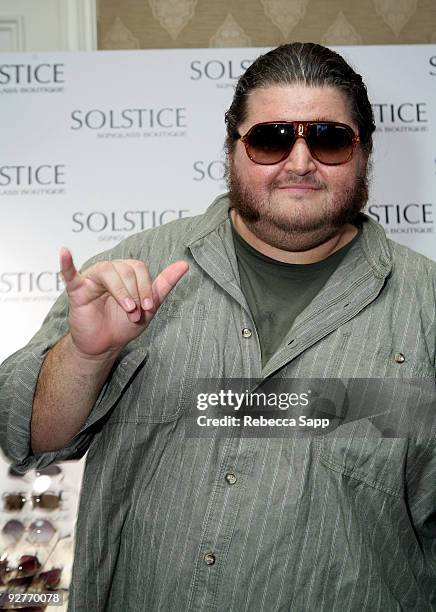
left=314, top=375, right=436, bottom=496
left=316, top=421, right=407, bottom=497
left=108, top=301, right=206, bottom=424
left=331, top=317, right=435, bottom=378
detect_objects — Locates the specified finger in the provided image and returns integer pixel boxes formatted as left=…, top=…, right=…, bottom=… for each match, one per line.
left=59, top=247, right=83, bottom=293
left=111, top=260, right=141, bottom=304
left=128, top=261, right=154, bottom=311
left=84, top=261, right=137, bottom=314
left=152, top=261, right=189, bottom=308
left=111, top=260, right=144, bottom=322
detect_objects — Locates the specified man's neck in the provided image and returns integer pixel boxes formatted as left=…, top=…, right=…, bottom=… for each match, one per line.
left=230, top=209, right=359, bottom=264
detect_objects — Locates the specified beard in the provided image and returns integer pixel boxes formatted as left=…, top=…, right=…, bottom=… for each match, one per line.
left=227, top=158, right=370, bottom=252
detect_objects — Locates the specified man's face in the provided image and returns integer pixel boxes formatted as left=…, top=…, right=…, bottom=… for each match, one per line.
left=228, top=84, right=370, bottom=251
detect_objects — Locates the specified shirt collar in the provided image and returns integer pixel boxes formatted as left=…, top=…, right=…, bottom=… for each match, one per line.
left=184, top=193, right=392, bottom=280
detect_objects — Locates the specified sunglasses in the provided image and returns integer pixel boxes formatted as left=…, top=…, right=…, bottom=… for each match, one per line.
left=8, top=464, right=62, bottom=479
left=3, top=491, right=62, bottom=512
left=0, top=555, right=42, bottom=585
left=1, top=556, right=61, bottom=583
left=2, top=519, right=57, bottom=545
left=237, top=121, right=360, bottom=166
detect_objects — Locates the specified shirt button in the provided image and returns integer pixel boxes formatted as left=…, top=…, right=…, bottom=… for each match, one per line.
left=242, top=328, right=252, bottom=338
left=394, top=352, right=405, bottom=363
left=204, top=553, right=216, bottom=565
left=225, top=473, right=237, bottom=485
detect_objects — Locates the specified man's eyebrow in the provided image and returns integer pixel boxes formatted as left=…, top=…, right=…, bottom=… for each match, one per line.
left=308, top=116, right=340, bottom=122
left=272, top=116, right=345, bottom=123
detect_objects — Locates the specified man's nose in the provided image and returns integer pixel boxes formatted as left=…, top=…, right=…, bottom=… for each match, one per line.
left=282, top=137, right=317, bottom=175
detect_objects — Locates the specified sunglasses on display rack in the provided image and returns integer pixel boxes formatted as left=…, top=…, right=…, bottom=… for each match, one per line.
left=0, top=555, right=61, bottom=588
left=2, top=519, right=57, bottom=545
left=0, top=554, right=41, bottom=587
left=236, top=121, right=360, bottom=165
left=8, top=465, right=62, bottom=479
left=2, top=492, right=62, bottom=512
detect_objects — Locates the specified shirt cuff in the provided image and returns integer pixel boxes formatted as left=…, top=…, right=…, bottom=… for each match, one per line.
left=5, top=345, right=148, bottom=473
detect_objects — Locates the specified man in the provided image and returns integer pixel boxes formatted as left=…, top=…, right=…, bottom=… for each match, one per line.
left=1, top=43, right=436, bottom=611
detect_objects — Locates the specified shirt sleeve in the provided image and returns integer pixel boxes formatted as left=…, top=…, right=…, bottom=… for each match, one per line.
left=0, top=248, right=148, bottom=473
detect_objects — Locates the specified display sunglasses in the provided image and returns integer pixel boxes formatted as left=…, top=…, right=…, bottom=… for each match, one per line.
left=237, top=121, right=360, bottom=165
left=0, top=555, right=41, bottom=586
left=1, top=555, right=61, bottom=586
left=3, top=491, right=62, bottom=512
left=8, top=464, right=62, bottom=478
left=2, top=519, right=57, bottom=545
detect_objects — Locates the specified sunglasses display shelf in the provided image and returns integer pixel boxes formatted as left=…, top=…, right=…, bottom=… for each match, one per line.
left=0, top=462, right=83, bottom=611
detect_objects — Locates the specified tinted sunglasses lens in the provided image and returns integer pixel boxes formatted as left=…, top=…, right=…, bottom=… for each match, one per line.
left=3, top=493, right=26, bottom=511
left=2, top=519, right=25, bottom=543
left=27, top=519, right=56, bottom=544
left=32, top=492, right=61, bottom=510
left=16, top=555, right=41, bottom=578
left=245, top=124, right=294, bottom=164
left=308, top=123, right=354, bottom=164
left=36, top=464, right=62, bottom=477
left=36, top=567, right=62, bottom=589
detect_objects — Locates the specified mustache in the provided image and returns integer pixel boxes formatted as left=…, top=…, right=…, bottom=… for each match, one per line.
left=271, top=175, right=325, bottom=189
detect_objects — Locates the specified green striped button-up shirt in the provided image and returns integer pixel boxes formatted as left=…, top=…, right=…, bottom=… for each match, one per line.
left=1, top=194, right=436, bottom=611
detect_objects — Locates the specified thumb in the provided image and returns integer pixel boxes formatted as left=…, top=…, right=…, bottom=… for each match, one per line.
left=151, top=261, right=189, bottom=309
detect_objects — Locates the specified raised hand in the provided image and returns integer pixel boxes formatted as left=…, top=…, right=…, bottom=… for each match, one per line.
left=59, top=247, right=189, bottom=358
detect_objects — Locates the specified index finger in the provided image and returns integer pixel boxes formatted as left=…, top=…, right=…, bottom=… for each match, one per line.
left=59, top=247, right=82, bottom=292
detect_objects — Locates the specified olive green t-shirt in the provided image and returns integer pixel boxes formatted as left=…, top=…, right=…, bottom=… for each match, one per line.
left=232, top=223, right=361, bottom=366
